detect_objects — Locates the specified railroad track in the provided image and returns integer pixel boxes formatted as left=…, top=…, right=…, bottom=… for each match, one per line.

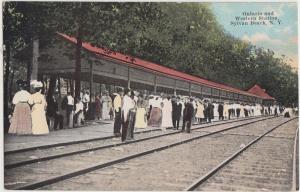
left=186, top=117, right=298, bottom=191
left=4, top=115, right=263, bottom=155
left=4, top=115, right=268, bottom=169
left=34, top=116, right=296, bottom=191
left=5, top=115, right=277, bottom=190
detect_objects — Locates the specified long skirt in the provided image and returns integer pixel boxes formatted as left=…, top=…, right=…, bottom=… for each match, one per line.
left=95, top=102, right=102, bottom=119
left=114, top=109, right=122, bottom=134
left=196, top=108, right=204, bottom=119
left=102, top=102, right=110, bottom=120
left=161, top=109, right=173, bottom=128
left=121, top=109, right=136, bottom=141
left=31, top=104, right=49, bottom=135
left=126, top=109, right=136, bottom=140
left=135, top=108, right=147, bottom=129
left=88, top=102, right=96, bottom=120
left=148, top=107, right=162, bottom=127
left=74, top=111, right=84, bottom=126
left=8, top=103, right=32, bottom=135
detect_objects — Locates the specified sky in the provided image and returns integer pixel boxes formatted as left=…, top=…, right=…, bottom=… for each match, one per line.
left=211, top=2, right=298, bottom=70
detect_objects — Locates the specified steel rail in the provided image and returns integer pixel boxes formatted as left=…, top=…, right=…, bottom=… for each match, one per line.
left=5, top=116, right=262, bottom=155
left=4, top=127, right=162, bottom=155
left=5, top=116, right=273, bottom=169
left=6, top=115, right=267, bottom=156
left=184, top=117, right=298, bottom=191
left=292, top=125, right=299, bottom=191
left=15, top=115, right=277, bottom=190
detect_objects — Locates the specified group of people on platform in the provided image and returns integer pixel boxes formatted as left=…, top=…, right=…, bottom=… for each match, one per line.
left=8, top=80, right=49, bottom=135
left=110, top=89, right=287, bottom=141
left=8, top=80, right=293, bottom=139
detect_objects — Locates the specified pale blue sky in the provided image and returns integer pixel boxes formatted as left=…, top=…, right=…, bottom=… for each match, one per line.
left=210, top=2, right=298, bottom=69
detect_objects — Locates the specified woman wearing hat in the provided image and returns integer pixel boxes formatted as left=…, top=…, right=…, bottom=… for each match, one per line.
left=101, top=91, right=112, bottom=120
left=134, top=94, right=148, bottom=129
left=121, top=88, right=136, bottom=141
left=8, top=80, right=32, bottom=134
left=28, top=81, right=49, bottom=135
left=195, top=99, right=204, bottom=123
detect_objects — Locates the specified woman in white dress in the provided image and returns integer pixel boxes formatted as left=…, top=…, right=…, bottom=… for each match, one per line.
left=134, top=94, right=148, bottom=129
left=8, top=80, right=32, bottom=135
left=28, top=81, right=49, bottom=135
left=240, top=104, right=245, bottom=118
left=101, top=91, right=112, bottom=120
left=148, top=96, right=162, bottom=127
left=195, top=100, right=204, bottom=123
left=161, top=96, right=173, bottom=130
left=223, top=102, right=228, bottom=119
left=213, top=102, right=218, bottom=120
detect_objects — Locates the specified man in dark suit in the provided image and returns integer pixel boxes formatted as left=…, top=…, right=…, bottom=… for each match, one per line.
left=182, top=98, right=194, bottom=133
left=218, top=102, right=224, bottom=120
left=172, top=96, right=182, bottom=129
left=208, top=101, right=214, bottom=123
left=47, top=93, right=64, bottom=130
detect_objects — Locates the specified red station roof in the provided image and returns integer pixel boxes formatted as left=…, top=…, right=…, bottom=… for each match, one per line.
left=57, top=32, right=263, bottom=99
left=247, top=84, right=275, bottom=100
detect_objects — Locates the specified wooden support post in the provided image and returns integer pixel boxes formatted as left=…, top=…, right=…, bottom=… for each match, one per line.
left=58, top=76, right=61, bottom=98
left=200, top=85, right=203, bottom=99
left=154, top=74, right=157, bottom=95
left=108, top=85, right=111, bottom=94
left=70, top=79, right=74, bottom=97
left=127, top=67, right=131, bottom=88
left=189, top=82, right=191, bottom=97
left=9, top=67, right=15, bottom=102
left=89, top=61, right=93, bottom=101
left=44, top=75, right=48, bottom=91
left=38, top=73, right=44, bottom=93
left=31, top=38, right=39, bottom=81
left=66, top=78, right=69, bottom=93
left=174, top=80, right=177, bottom=95
left=26, top=60, right=32, bottom=92
left=47, top=74, right=57, bottom=100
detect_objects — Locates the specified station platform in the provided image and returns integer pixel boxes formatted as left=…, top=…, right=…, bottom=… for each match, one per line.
left=4, top=117, right=230, bottom=153
left=4, top=120, right=167, bottom=152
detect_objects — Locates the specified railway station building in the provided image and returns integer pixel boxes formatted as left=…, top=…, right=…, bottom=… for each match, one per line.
left=33, top=33, right=274, bottom=104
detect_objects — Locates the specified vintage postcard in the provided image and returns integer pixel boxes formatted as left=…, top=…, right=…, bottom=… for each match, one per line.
left=2, top=1, right=299, bottom=191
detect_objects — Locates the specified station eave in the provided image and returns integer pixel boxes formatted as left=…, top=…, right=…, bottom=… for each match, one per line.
left=247, top=84, right=275, bottom=100
left=56, top=32, right=262, bottom=99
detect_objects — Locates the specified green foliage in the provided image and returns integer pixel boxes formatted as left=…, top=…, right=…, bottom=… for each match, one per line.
left=3, top=2, right=298, bottom=106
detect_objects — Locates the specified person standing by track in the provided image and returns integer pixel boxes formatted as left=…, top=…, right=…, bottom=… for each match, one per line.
left=113, top=88, right=123, bottom=136
left=74, top=97, right=85, bottom=127
left=8, top=80, right=32, bottom=135
left=134, top=94, right=148, bottom=129
left=82, top=91, right=90, bottom=120
left=95, top=93, right=102, bottom=120
left=161, top=95, right=173, bottom=131
left=195, top=99, right=204, bottom=123
left=28, top=81, right=49, bottom=135
left=148, top=96, right=163, bottom=127
left=101, top=91, right=112, bottom=120
left=218, top=102, right=224, bottom=120
left=47, top=93, right=64, bottom=130
left=65, top=92, right=74, bottom=128
left=121, top=88, right=136, bottom=142
left=182, top=97, right=194, bottom=133
left=172, top=96, right=182, bottom=129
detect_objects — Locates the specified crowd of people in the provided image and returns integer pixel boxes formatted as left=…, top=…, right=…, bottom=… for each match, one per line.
left=8, top=80, right=295, bottom=141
